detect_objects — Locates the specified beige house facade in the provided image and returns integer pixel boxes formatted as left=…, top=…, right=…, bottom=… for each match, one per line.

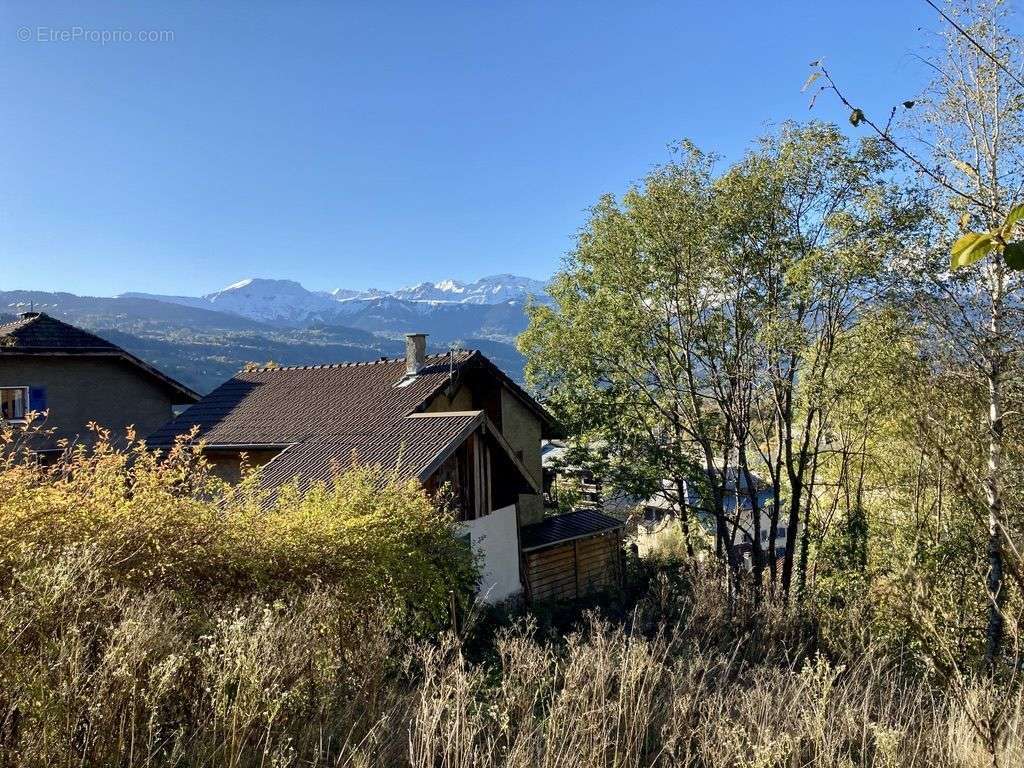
left=0, top=312, right=199, bottom=452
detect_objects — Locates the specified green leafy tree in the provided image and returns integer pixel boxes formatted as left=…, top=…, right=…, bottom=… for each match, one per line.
left=520, top=124, right=927, bottom=603
left=521, top=142, right=728, bottom=575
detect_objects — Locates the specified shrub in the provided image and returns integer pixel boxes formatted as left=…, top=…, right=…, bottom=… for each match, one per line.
left=0, top=424, right=477, bottom=628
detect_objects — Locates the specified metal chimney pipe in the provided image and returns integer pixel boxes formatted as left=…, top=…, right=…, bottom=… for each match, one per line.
left=405, top=333, right=427, bottom=375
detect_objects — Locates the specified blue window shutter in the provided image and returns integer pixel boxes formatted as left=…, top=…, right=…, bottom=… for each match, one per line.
left=29, top=386, right=47, bottom=413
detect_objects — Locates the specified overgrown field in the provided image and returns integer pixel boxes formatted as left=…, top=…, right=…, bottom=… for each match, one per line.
left=1, top=431, right=1022, bottom=767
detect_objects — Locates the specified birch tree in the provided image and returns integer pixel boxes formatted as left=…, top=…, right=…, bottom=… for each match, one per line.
left=925, top=1, right=1024, bottom=669
left=810, top=0, right=1024, bottom=669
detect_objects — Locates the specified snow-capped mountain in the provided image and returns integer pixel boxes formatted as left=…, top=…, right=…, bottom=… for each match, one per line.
left=201, top=278, right=340, bottom=324
left=389, top=274, right=548, bottom=305
left=121, top=274, right=550, bottom=326
left=325, top=287, right=387, bottom=301
left=2, top=284, right=534, bottom=390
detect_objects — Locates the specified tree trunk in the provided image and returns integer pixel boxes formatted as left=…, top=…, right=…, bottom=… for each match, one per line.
left=797, top=423, right=822, bottom=600
left=780, top=409, right=814, bottom=602
left=670, top=412, right=696, bottom=560
left=738, top=442, right=765, bottom=605
left=984, top=264, right=1006, bottom=672
left=673, top=476, right=695, bottom=560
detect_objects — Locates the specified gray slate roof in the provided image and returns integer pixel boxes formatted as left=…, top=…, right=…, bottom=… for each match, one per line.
left=520, top=509, right=624, bottom=551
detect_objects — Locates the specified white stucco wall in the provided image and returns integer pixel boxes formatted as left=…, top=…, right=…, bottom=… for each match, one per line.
left=461, top=503, right=522, bottom=604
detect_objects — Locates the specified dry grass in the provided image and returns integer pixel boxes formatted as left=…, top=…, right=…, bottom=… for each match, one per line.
left=1, top=431, right=1022, bottom=766
left=3, top=556, right=1022, bottom=767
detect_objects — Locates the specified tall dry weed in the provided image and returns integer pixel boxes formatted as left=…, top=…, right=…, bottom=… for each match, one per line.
left=1, top=430, right=1022, bottom=766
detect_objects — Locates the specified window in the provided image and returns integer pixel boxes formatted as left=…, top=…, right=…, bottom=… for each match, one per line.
left=1, top=387, right=28, bottom=422
left=642, top=505, right=673, bottom=525
left=776, top=526, right=788, bottom=539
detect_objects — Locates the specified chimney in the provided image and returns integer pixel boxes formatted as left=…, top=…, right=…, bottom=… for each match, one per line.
left=405, top=333, right=427, bottom=375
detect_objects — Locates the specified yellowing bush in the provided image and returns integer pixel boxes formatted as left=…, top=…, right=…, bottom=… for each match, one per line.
left=0, top=425, right=477, bottom=629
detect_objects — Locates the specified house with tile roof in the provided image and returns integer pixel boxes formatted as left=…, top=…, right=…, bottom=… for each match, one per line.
left=148, top=333, right=624, bottom=604
left=0, top=311, right=200, bottom=453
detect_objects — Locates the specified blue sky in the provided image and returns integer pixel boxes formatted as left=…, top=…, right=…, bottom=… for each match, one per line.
left=1, top=1, right=939, bottom=297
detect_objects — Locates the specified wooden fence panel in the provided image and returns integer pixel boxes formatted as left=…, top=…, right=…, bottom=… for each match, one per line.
left=524, top=531, right=623, bottom=603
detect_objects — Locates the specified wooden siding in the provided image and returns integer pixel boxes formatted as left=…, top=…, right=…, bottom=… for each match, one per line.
left=427, top=428, right=494, bottom=521
left=524, top=531, right=623, bottom=603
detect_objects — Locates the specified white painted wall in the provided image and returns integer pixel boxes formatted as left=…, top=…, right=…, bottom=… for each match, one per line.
left=461, top=503, right=522, bottom=604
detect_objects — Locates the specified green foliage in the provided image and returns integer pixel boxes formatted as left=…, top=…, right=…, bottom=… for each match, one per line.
left=519, top=108, right=1022, bottom=674
left=1005, top=202, right=1024, bottom=232
left=951, top=231, right=996, bottom=269
left=950, top=203, right=1024, bottom=270
left=1005, top=241, right=1024, bottom=269
left=547, top=473, right=585, bottom=514
left=520, top=121, right=929, bottom=592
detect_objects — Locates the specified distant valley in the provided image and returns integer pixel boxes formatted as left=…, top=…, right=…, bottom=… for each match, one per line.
left=1, top=275, right=550, bottom=394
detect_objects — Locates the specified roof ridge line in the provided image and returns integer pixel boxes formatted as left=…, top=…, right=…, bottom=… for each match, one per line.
left=244, top=349, right=478, bottom=373
left=0, top=314, right=40, bottom=333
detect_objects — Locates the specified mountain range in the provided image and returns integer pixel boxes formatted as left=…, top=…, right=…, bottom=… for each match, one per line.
left=122, top=274, right=550, bottom=326
left=1, top=274, right=550, bottom=394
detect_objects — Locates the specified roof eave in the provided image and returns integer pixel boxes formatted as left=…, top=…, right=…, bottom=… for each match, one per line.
left=520, top=511, right=625, bottom=552
left=413, top=411, right=487, bottom=482
left=520, top=525, right=623, bottom=552
left=413, top=411, right=540, bottom=495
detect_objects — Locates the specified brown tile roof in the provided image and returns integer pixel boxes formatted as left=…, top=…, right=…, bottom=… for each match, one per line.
left=148, top=350, right=552, bottom=496
left=257, top=413, right=483, bottom=494
left=149, top=349, right=553, bottom=496
left=148, top=351, right=478, bottom=447
left=0, top=312, right=199, bottom=403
